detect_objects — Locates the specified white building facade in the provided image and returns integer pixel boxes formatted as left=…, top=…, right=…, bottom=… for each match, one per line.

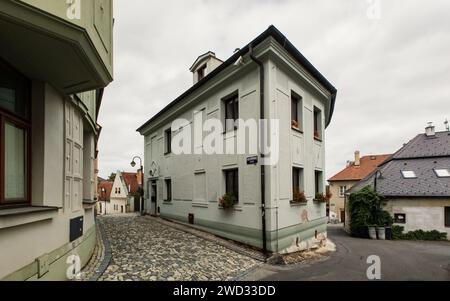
left=138, top=26, right=337, bottom=254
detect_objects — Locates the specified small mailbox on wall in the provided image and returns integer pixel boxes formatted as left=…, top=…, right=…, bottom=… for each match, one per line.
left=70, top=216, right=84, bottom=242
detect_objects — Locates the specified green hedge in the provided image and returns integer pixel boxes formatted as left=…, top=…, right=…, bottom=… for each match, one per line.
left=392, top=226, right=447, bottom=241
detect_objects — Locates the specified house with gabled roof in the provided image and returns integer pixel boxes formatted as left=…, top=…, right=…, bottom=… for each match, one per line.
left=137, top=25, right=338, bottom=254
left=347, top=124, right=450, bottom=238
left=328, top=152, right=391, bottom=222
left=100, top=171, right=142, bottom=215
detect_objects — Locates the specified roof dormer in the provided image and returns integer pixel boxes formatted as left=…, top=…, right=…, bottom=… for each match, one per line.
left=190, top=51, right=223, bottom=85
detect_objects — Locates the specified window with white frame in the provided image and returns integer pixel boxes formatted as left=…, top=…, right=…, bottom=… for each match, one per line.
left=339, top=186, right=347, bottom=198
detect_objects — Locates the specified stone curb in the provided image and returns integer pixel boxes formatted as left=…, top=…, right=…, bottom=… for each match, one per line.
left=87, top=218, right=112, bottom=281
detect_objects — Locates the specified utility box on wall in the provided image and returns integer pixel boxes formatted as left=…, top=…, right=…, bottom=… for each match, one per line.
left=70, top=216, right=84, bottom=242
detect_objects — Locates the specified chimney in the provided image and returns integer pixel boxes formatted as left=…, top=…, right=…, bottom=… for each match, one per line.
left=425, top=122, right=436, bottom=137
left=354, top=151, right=361, bottom=167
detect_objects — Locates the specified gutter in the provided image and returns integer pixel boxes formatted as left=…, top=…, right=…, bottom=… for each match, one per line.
left=249, top=44, right=267, bottom=255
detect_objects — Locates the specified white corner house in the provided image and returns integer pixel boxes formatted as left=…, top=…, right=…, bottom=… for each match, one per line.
left=137, top=26, right=337, bottom=254
left=97, top=171, right=141, bottom=215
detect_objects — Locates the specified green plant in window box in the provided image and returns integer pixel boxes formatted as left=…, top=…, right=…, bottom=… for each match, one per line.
left=292, top=190, right=308, bottom=204
left=219, top=193, right=238, bottom=210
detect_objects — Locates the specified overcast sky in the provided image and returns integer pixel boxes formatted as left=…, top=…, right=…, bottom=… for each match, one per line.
left=97, top=0, right=450, bottom=180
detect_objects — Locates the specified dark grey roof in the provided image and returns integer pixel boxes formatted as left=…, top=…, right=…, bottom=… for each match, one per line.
left=349, top=131, right=450, bottom=197
left=137, top=25, right=337, bottom=133
left=394, top=132, right=450, bottom=159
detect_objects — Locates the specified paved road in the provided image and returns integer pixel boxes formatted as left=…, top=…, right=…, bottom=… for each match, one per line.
left=97, top=215, right=261, bottom=281
left=254, top=225, right=450, bottom=281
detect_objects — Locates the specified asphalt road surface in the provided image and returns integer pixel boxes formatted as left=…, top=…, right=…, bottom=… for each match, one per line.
left=251, top=225, right=450, bottom=281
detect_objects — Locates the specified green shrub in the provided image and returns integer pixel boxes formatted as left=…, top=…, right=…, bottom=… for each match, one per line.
left=392, top=225, right=405, bottom=240
left=391, top=226, right=447, bottom=241
left=348, top=186, right=392, bottom=238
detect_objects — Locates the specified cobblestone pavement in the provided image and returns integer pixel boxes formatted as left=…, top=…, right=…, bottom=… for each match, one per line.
left=77, top=222, right=111, bottom=281
left=97, top=214, right=261, bottom=281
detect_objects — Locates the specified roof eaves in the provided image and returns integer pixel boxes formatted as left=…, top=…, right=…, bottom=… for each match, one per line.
left=136, top=25, right=337, bottom=134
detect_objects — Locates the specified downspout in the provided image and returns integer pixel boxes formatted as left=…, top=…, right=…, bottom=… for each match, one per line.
left=249, top=45, right=267, bottom=255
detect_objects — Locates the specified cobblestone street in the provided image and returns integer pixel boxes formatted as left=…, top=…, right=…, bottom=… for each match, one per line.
left=93, top=215, right=261, bottom=281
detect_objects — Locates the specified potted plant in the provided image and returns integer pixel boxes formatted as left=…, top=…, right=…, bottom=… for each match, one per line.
left=292, top=190, right=307, bottom=204
left=292, top=120, right=299, bottom=129
left=377, top=226, right=386, bottom=240
left=368, top=225, right=378, bottom=240
left=376, top=211, right=393, bottom=240
left=219, top=193, right=237, bottom=210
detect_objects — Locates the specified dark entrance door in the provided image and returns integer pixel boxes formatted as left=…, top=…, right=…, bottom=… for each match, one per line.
left=134, top=197, right=140, bottom=212
left=340, top=210, right=346, bottom=223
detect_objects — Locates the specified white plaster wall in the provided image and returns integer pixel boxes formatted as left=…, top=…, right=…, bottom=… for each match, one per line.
left=386, top=198, right=450, bottom=238
left=0, top=82, right=96, bottom=279
left=144, top=66, right=262, bottom=231
left=267, top=59, right=328, bottom=231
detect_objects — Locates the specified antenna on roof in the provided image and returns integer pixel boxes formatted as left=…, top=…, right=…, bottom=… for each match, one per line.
left=445, top=118, right=449, bottom=132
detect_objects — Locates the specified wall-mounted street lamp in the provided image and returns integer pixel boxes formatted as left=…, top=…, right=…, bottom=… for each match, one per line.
left=374, top=170, right=384, bottom=193
left=131, top=156, right=145, bottom=215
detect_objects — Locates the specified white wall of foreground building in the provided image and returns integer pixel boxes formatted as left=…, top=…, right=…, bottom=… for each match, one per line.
left=141, top=38, right=332, bottom=253
left=0, top=82, right=97, bottom=280
left=384, top=198, right=450, bottom=238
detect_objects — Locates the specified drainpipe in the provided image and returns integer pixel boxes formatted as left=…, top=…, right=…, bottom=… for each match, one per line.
left=249, top=45, right=267, bottom=255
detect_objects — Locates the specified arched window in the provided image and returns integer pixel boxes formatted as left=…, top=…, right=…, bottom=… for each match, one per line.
left=0, top=60, right=31, bottom=206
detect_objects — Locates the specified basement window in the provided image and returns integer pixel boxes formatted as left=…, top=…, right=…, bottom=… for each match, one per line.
left=435, top=169, right=450, bottom=178
left=164, top=179, right=172, bottom=202
left=401, top=170, right=417, bottom=179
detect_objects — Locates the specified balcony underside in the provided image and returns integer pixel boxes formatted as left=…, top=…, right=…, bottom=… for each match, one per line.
left=0, top=1, right=113, bottom=94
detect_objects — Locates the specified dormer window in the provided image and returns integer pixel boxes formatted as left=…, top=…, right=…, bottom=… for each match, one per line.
left=197, top=64, right=207, bottom=81
left=435, top=169, right=450, bottom=178
left=401, top=171, right=417, bottom=179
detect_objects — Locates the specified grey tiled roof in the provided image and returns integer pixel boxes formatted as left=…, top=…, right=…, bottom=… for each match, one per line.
left=349, top=131, right=450, bottom=197
left=394, top=131, right=450, bottom=159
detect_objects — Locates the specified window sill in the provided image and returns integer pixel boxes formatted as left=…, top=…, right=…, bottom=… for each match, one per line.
left=314, top=137, right=323, bottom=142
left=0, top=206, right=59, bottom=230
left=290, top=201, right=308, bottom=207
left=292, top=127, right=303, bottom=134
left=192, top=202, right=208, bottom=208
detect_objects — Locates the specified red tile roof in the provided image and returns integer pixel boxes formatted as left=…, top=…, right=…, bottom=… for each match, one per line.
left=328, top=154, right=391, bottom=182
left=98, top=181, right=113, bottom=202
left=122, top=172, right=141, bottom=195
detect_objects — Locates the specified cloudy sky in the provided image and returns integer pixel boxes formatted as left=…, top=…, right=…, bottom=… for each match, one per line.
left=97, top=0, right=450, bottom=180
